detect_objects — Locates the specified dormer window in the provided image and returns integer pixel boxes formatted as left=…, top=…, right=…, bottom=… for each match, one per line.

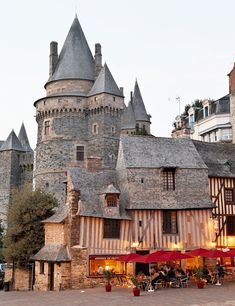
left=204, top=106, right=209, bottom=118
left=106, top=194, right=118, bottom=207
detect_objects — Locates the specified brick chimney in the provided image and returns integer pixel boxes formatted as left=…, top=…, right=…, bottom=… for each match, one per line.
left=49, top=41, right=58, bottom=78
left=94, top=43, right=102, bottom=79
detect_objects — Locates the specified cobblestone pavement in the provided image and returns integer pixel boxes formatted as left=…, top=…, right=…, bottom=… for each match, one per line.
left=1, top=282, right=235, bottom=306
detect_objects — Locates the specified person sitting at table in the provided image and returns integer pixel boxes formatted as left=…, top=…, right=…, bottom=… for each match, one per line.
left=176, top=267, right=186, bottom=277
left=202, top=265, right=211, bottom=283
left=216, top=263, right=225, bottom=278
left=167, top=267, right=176, bottom=279
left=151, top=269, right=163, bottom=287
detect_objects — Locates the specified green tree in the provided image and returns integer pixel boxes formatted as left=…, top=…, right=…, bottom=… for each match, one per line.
left=3, top=185, right=58, bottom=264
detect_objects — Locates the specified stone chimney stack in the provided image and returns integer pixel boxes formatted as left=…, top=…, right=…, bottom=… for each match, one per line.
left=94, top=43, right=102, bottom=79
left=49, top=41, right=58, bottom=78
left=228, top=63, right=235, bottom=143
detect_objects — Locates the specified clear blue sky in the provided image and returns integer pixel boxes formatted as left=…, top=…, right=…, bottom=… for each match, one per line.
left=1, top=0, right=235, bottom=149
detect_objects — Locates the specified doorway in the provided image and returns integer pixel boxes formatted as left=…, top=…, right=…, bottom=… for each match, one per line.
left=48, top=263, right=54, bottom=291
left=135, top=250, right=149, bottom=275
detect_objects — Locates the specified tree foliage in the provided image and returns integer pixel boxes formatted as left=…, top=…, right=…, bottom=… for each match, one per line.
left=3, top=185, right=58, bottom=264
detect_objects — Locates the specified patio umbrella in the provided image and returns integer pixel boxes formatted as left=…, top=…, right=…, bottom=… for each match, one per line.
left=199, top=249, right=229, bottom=258
left=153, top=251, right=193, bottom=262
left=132, top=250, right=168, bottom=263
left=187, top=248, right=209, bottom=257
left=225, top=249, right=235, bottom=257
left=116, top=253, right=143, bottom=262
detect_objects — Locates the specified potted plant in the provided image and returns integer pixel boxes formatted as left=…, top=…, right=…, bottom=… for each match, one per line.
left=130, top=275, right=141, bottom=296
left=194, top=267, right=205, bottom=289
left=103, top=270, right=112, bottom=292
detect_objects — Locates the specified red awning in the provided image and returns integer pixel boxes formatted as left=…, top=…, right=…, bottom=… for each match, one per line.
left=116, top=253, right=143, bottom=262
left=199, top=249, right=229, bottom=258
left=187, top=248, right=210, bottom=256
left=132, top=250, right=168, bottom=263
left=154, top=251, right=193, bottom=261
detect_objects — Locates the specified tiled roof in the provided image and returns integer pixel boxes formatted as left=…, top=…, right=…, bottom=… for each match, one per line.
left=68, top=168, right=131, bottom=220
left=32, top=244, right=71, bottom=262
left=119, top=135, right=207, bottom=169
left=88, top=63, right=122, bottom=97
left=0, top=130, right=25, bottom=152
left=193, top=140, right=235, bottom=177
left=48, top=16, right=94, bottom=83
left=132, top=80, right=149, bottom=122
left=42, top=205, right=68, bottom=223
left=100, top=184, right=120, bottom=194
left=18, top=123, right=33, bottom=152
left=121, top=101, right=136, bottom=129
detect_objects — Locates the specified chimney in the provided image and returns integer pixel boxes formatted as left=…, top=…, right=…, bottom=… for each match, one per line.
left=49, top=41, right=58, bottom=78
left=130, top=91, right=133, bottom=102
left=94, top=43, right=102, bottom=79
left=119, top=87, right=124, bottom=96
left=228, top=63, right=235, bottom=94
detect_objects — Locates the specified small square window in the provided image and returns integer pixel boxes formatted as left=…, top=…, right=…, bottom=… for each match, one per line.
left=103, top=219, right=120, bottom=239
left=106, top=195, right=117, bottom=207
left=163, top=210, right=178, bottom=234
left=162, top=168, right=175, bottom=191
left=225, top=188, right=235, bottom=204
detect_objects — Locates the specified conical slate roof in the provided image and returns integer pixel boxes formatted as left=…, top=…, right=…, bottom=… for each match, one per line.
left=18, top=123, right=33, bottom=152
left=132, top=80, right=150, bottom=122
left=0, top=130, right=25, bottom=152
left=48, top=16, right=95, bottom=83
left=88, top=63, right=123, bottom=97
left=121, top=101, right=136, bottom=129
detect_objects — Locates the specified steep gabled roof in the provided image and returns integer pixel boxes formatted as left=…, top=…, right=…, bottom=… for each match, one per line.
left=121, top=101, right=136, bottom=129
left=100, top=184, right=120, bottom=194
left=48, top=16, right=94, bottom=83
left=18, top=123, right=33, bottom=152
left=132, top=80, right=150, bottom=122
left=119, top=135, right=207, bottom=169
left=88, top=63, right=123, bottom=97
left=0, top=130, right=25, bottom=152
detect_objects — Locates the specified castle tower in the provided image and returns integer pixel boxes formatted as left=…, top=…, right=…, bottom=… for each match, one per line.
left=34, top=16, right=124, bottom=205
left=121, top=81, right=151, bottom=135
left=0, top=125, right=33, bottom=222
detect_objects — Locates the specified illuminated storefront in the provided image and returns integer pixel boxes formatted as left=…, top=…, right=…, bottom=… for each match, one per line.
left=89, top=255, right=126, bottom=277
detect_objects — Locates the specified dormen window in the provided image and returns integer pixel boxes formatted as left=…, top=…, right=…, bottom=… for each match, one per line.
left=106, top=194, right=117, bottom=207
left=163, top=168, right=175, bottom=191
left=163, top=210, right=178, bottom=234
left=226, top=216, right=235, bottom=235
left=103, top=219, right=120, bottom=239
left=76, top=146, right=84, bottom=161
left=44, top=121, right=50, bottom=135
left=224, top=188, right=235, bottom=204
